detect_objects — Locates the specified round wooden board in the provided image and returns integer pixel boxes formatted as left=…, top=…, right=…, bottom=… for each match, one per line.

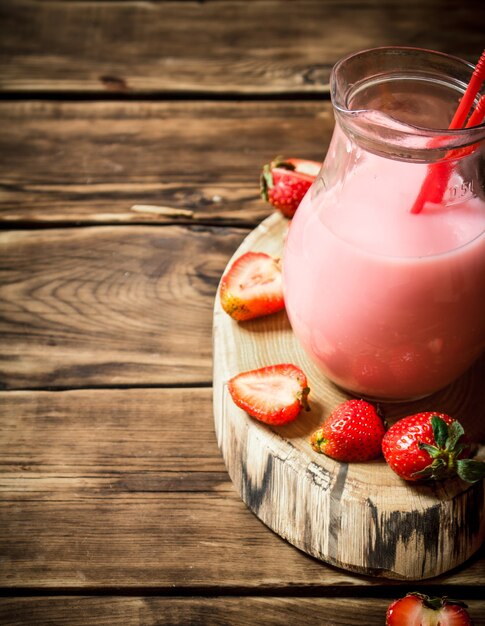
left=213, top=212, right=485, bottom=580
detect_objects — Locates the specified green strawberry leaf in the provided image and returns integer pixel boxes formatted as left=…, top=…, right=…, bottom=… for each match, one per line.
left=260, top=165, right=274, bottom=201
left=431, top=458, right=447, bottom=472
left=412, top=466, right=435, bottom=479
left=413, top=592, right=468, bottom=610
left=431, top=415, right=448, bottom=449
left=452, top=443, right=468, bottom=459
left=421, top=595, right=445, bottom=610
left=413, top=458, right=447, bottom=479
left=273, top=156, right=296, bottom=171
left=445, top=419, right=465, bottom=451
left=413, top=459, right=453, bottom=480
left=263, top=165, right=274, bottom=189
left=418, top=442, right=441, bottom=458
left=456, top=459, right=485, bottom=483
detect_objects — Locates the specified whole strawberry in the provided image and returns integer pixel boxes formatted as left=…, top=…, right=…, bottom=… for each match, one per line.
left=228, top=363, right=310, bottom=426
left=386, top=592, right=473, bottom=625
left=260, top=157, right=320, bottom=218
left=382, top=412, right=485, bottom=482
left=310, top=399, right=385, bottom=462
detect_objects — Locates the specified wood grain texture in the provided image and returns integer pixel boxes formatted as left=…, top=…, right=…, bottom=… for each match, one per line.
left=1, top=0, right=484, bottom=95
left=213, top=213, right=485, bottom=580
left=0, top=225, right=249, bottom=389
left=1, top=0, right=483, bottom=616
left=0, top=101, right=331, bottom=225
left=0, top=388, right=483, bottom=590
left=2, top=597, right=485, bottom=626
left=0, top=388, right=344, bottom=589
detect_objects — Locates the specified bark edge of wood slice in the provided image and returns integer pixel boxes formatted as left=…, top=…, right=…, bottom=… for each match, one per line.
left=213, top=212, right=485, bottom=580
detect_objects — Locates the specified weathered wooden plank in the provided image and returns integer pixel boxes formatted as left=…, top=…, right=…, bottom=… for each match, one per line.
left=0, top=389, right=226, bottom=478
left=1, top=597, right=485, bottom=626
left=0, top=389, right=483, bottom=589
left=0, top=225, right=248, bottom=389
left=0, top=0, right=483, bottom=95
left=0, top=495, right=362, bottom=588
left=0, top=388, right=371, bottom=589
left=0, top=101, right=331, bottom=225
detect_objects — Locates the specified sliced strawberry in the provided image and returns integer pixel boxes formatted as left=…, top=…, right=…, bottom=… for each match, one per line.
left=260, top=157, right=320, bottom=218
left=219, top=251, right=284, bottom=321
left=386, top=592, right=473, bottom=625
left=227, top=363, right=310, bottom=425
left=310, top=399, right=385, bottom=462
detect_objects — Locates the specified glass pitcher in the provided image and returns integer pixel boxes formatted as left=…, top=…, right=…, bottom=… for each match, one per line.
left=283, top=47, right=485, bottom=401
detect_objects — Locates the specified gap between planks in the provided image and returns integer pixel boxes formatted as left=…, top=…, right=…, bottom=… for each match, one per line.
left=0, top=382, right=214, bottom=392
left=0, top=220, right=260, bottom=231
left=0, top=584, right=484, bottom=599
left=0, top=92, right=332, bottom=102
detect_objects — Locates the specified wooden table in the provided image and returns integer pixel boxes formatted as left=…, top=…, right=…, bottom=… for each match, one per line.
left=1, top=2, right=484, bottom=624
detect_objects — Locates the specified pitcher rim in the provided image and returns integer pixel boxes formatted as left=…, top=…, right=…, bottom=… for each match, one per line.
left=330, top=46, right=485, bottom=157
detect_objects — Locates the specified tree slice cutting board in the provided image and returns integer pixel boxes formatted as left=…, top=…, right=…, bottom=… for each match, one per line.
left=213, top=212, right=485, bottom=580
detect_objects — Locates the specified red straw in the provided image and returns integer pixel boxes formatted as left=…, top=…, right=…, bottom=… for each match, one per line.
left=416, top=94, right=485, bottom=207
left=465, top=92, right=485, bottom=128
left=444, top=94, right=485, bottom=163
left=410, top=49, right=485, bottom=214
left=448, top=51, right=485, bottom=129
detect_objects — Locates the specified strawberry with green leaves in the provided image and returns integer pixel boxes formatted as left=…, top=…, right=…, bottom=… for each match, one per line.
left=219, top=251, right=284, bottom=321
left=382, top=412, right=485, bottom=483
left=310, top=399, right=385, bottom=462
left=228, top=363, right=310, bottom=426
left=386, top=592, right=473, bottom=625
left=260, top=157, right=320, bottom=218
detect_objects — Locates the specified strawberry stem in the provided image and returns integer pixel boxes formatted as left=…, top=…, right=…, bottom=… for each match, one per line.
left=299, top=386, right=311, bottom=412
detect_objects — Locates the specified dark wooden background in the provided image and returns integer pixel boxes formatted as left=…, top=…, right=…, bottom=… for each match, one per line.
left=1, top=1, right=484, bottom=624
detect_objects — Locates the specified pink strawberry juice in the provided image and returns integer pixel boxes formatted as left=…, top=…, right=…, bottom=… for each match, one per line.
left=284, top=128, right=485, bottom=400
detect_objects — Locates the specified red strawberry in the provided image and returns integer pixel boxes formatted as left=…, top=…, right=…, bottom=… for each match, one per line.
left=220, top=252, right=284, bottom=321
left=310, top=399, right=385, bottom=462
left=386, top=592, right=473, bottom=625
left=382, top=412, right=484, bottom=482
left=260, top=157, right=320, bottom=218
left=227, top=363, right=310, bottom=426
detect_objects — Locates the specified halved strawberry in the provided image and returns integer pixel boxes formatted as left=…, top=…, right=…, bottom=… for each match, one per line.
left=227, top=363, right=310, bottom=425
left=386, top=592, right=473, bottom=625
left=260, top=157, right=320, bottom=218
left=219, top=251, right=284, bottom=321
